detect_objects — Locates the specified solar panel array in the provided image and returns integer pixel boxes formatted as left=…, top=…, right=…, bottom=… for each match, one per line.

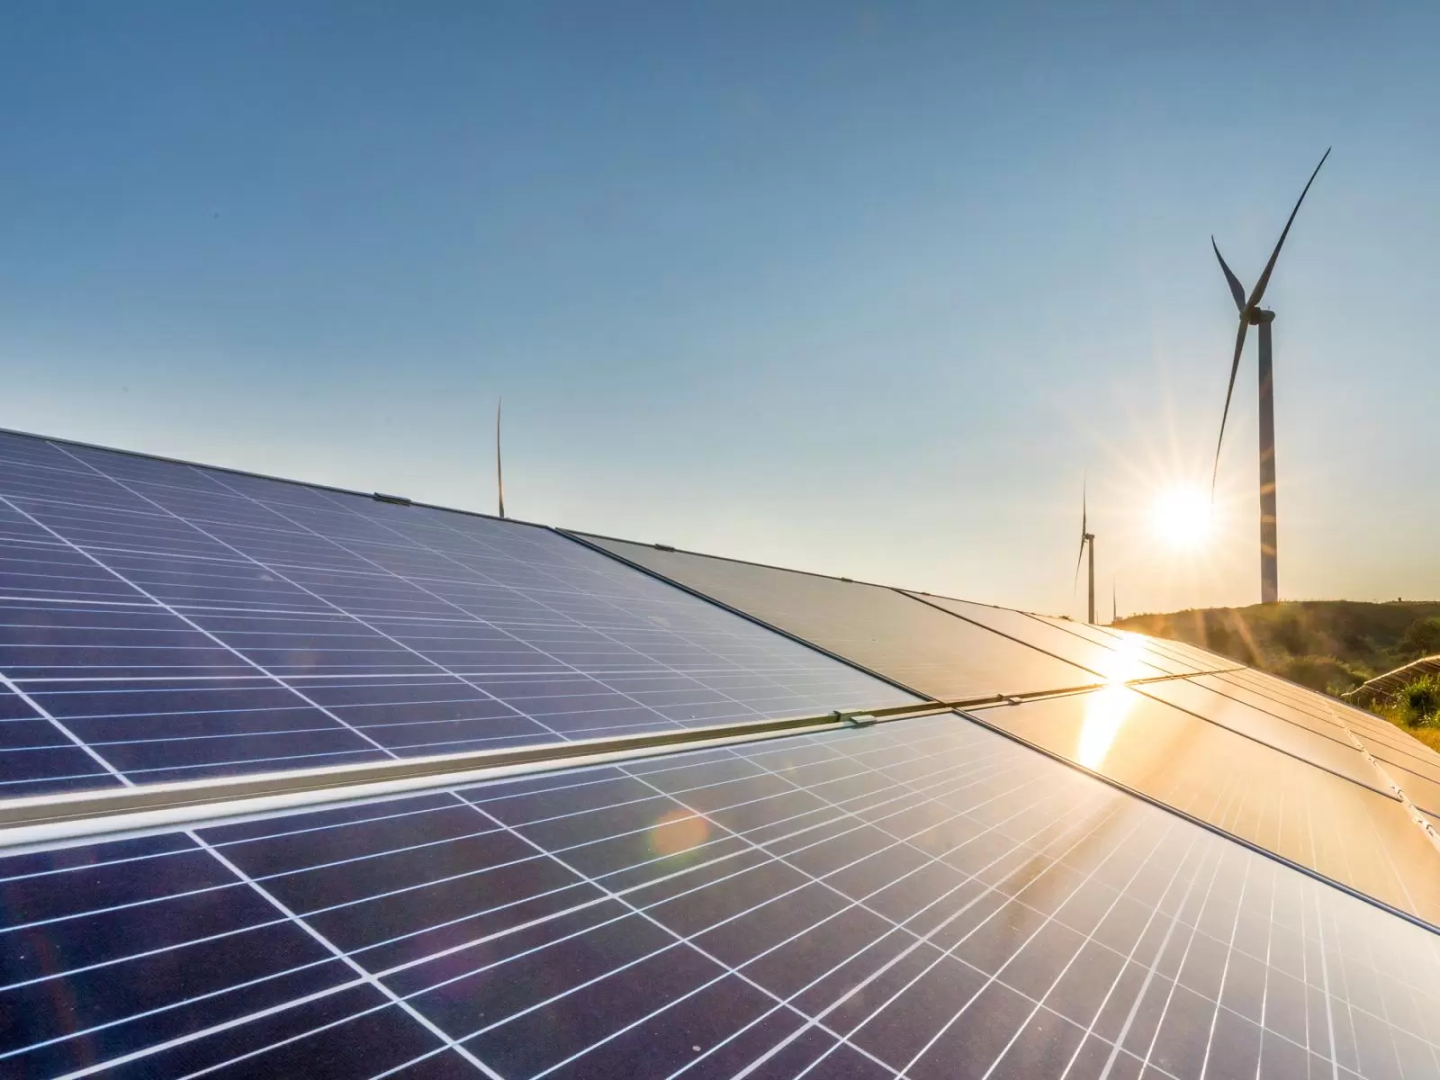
left=0, top=431, right=914, bottom=796
left=578, top=536, right=1157, bottom=699
left=7, top=714, right=1440, bottom=1079
left=4, top=429, right=1440, bottom=1080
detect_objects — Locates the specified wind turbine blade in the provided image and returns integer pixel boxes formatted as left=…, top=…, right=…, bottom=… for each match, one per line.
left=1248, top=147, right=1331, bottom=309
left=1074, top=478, right=1087, bottom=592
left=1073, top=538, right=1086, bottom=592
left=1212, top=237, right=1246, bottom=313
left=496, top=397, right=505, bottom=519
left=1211, top=318, right=1249, bottom=494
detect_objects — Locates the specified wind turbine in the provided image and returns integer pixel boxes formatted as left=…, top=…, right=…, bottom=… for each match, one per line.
left=496, top=397, right=506, bottom=519
left=1073, top=480, right=1095, bottom=625
left=1210, top=148, right=1330, bottom=605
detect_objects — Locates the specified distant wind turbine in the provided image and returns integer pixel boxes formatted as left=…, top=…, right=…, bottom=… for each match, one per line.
left=1210, top=148, right=1330, bottom=605
left=496, top=397, right=506, bottom=519
left=1111, top=578, right=1117, bottom=625
left=1073, top=480, right=1095, bottom=625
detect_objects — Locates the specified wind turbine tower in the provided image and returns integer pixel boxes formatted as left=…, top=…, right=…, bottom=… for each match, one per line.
left=1210, top=149, right=1329, bottom=605
left=1074, top=482, right=1096, bottom=625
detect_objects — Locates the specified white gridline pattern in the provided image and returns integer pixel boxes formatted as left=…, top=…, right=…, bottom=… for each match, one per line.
left=4, top=714, right=1440, bottom=1079
left=0, top=431, right=916, bottom=793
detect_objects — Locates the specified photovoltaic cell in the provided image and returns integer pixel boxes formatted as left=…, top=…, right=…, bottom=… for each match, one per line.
left=577, top=537, right=1107, bottom=702
left=0, top=431, right=914, bottom=793
left=967, top=687, right=1440, bottom=926
left=5, top=714, right=1440, bottom=1078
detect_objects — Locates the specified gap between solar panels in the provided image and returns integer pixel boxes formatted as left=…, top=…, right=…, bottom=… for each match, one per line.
left=0, top=671, right=1210, bottom=850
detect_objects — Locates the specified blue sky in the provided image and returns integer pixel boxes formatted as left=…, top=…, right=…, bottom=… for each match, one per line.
left=3, top=2, right=1437, bottom=617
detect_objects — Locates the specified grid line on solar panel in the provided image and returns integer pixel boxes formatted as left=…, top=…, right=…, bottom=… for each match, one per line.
left=6, top=714, right=1440, bottom=1078
left=0, top=431, right=913, bottom=792
left=0, top=491, right=407, bottom=762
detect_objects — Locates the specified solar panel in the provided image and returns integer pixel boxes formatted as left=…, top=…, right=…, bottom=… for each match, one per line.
left=0, top=431, right=914, bottom=794
left=896, top=595, right=1174, bottom=682
left=966, top=688, right=1440, bottom=926
left=6, top=713, right=1440, bottom=1079
left=1026, top=616, right=1221, bottom=677
left=575, top=537, right=1119, bottom=702
left=1208, top=668, right=1440, bottom=789
left=1137, top=677, right=1382, bottom=789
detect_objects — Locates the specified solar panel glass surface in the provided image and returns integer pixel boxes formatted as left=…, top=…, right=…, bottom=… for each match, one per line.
left=966, top=689, right=1440, bottom=927
left=577, top=538, right=1106, bottom=703
left=0, top=432, right=915, bottom=794
left=6, top=713, right=1440, bottom=1079
left=1138, top=678, right=1383, bottom=791
left=898, top=596, right=1173, bottom=682
left=1027, top=617, right=1219, bottom=677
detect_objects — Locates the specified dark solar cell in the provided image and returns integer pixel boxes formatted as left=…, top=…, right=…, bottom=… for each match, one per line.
left=0, top=681, right=124, bottom=797
left=5, top=714, right=1440, bottom=1078
left=0, top=432, right=914, bottom=789
left=579, top=537, right=1104, bottom=702
left=967, top=687, right=1440, bottom=925
left=899, top=595, right=1173, bottom=682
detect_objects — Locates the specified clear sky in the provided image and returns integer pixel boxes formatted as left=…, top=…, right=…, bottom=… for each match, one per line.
left=3, top=2, right=1437, bottom=618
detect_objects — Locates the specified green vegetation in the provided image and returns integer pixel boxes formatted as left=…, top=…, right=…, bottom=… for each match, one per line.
left=1368, top=674, right=1440, bottom=755
left=1114, top=601, right=1440, bottom=752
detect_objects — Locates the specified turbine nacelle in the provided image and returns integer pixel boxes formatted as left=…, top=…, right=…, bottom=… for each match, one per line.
left=1246, top=308, right=1275, bottom=326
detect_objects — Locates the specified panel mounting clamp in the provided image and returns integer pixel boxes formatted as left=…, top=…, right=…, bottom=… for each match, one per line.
left=372, top=492, right=412, bottom=506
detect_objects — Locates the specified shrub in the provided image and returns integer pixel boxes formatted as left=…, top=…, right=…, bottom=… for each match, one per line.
left=1281, top=656, right=1364, bottom=696
left=1399, top=617, right=1440, bottom=659
left=1395, top=675, right=1440, bottom=728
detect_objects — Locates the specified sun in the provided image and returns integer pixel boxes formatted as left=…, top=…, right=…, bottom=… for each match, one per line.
left=1153, top=487, right=1212, bottom=549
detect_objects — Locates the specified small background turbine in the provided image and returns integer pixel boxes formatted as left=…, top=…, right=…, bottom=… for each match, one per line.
left=1073, top=480, right=1096, bottom=625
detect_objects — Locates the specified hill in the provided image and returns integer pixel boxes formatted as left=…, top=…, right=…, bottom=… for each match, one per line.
left=1114, top=600, right=1440, bottom=697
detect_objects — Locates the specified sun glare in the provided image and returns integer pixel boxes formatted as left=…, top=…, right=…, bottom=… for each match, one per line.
left=1153, top=487, right=1212, bottom=549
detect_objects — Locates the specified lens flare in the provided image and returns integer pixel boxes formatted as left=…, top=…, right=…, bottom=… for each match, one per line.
left=647, top=808, right=709, bottom=858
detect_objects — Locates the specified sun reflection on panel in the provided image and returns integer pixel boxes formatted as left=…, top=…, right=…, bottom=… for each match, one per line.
left=1077, top=684, right=1139, bottom=769
left=1077, top=635, right=1146, bottom=769
left=1099, top=632, right=1148, bottom=685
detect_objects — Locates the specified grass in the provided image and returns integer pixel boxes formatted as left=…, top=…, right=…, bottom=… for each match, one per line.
left=1114, top=600, right=1440, bottom=753
left=1368, top=674, right=1440, bottom=754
